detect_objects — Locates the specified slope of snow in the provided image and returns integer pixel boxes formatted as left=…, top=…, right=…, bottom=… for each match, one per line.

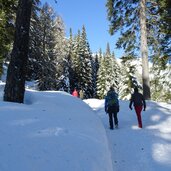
left=0, top=85, right=113, bottom=171
left=0, top=82, right=171, bottom=171
left=85, top=99, right=171, bottom=171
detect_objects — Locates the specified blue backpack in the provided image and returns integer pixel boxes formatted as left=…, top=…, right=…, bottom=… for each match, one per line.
left=106, top=91, right=119, bottom=107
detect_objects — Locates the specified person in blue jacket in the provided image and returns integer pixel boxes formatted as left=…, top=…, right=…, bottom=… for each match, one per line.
left=105, top=86, right=120, bottom=129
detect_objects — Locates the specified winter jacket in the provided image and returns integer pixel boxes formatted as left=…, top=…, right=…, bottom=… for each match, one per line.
left=105, top=90, right=119, bottom=113
left=79, top=90, right=84, bottom=99
left=72, top=90, right=78, bottom=97
left=129, top=92, right=146, bottom=109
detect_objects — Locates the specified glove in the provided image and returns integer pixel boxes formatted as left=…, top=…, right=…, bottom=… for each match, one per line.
left=143, top=107, right=146, bottom=111
left=129, top=106, right=132, bottom=110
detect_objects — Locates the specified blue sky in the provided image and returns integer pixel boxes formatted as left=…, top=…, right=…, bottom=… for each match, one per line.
left=40, top=0, right=123, bottom=58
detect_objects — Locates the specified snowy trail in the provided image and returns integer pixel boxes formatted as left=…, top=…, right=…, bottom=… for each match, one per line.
left=85, top=99, right=171, bottom=171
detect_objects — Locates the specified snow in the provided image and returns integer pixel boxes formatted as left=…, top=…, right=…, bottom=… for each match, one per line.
left=0, top=83, right=171, bottom=171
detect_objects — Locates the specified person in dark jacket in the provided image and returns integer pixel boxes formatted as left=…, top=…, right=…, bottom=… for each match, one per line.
left=129, top=87, right=146, bottom=128
left=105, top=86, right=119, bottom=129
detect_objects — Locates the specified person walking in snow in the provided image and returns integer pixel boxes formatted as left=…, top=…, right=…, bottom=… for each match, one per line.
left=129, top=87, right=146, bottom=128
left=105, top=86, right=120, bottom=129
left=72, top=88, right=79, bottom=97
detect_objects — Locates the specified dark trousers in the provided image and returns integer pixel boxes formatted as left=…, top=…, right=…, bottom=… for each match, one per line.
left=134, top=106, right=143, bottom=128
left=107, top=106, right=119, bottom=129
left=108, top=112, right=118, bottom=129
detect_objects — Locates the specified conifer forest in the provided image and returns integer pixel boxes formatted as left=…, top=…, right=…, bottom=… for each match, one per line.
left=0, top=0, right=170, bottom=103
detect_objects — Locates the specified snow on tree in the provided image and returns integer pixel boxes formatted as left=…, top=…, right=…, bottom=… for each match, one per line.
left=77, top=25, right=93, bottom=98
left=119, top=55, right=141, bottom=100
left=53, top=16, right=69, bottom=92
left=106, top=0, right=152, bottom=99
left=97, top=43, right=121, bottom=99
left=97, top=55, right=106, bottom=99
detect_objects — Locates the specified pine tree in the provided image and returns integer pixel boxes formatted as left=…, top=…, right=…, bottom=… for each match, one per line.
left=91, top=53, right=99, bottom=98
left=104, top=43, right=113, bottom=90
left=104, top=44, right=121, bottom=93
left=4, top=0, right=33, bottom=103
left=78, top=25, right=93, bottom=98
left=27, top=0, right=41, bottom=81
left=97, top=44, right=121, bottom=99
left=147, top=0, right=171, bottom=63
left=71, top=30, right=81, bottom=90
left=36, top=3, right=58, bottom=90
left=119, top=56, right=141, bottom=100
left=67, top=28, right=75, bottom=93
left=106, top=0, right=153, bottom=99
left=111, top=52, right=121, bottom=93
left=0, top=0, right=17, bottom=76
left=54, top=16, right=69, bottom=92
left=97, top=55, right=106, bottom=99
left=151, top=62, right=171, bottom=102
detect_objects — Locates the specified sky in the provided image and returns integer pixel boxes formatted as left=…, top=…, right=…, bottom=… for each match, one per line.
left=40, top=0, right=123, bottom=58
left=0, top=81, right=171, bottom=171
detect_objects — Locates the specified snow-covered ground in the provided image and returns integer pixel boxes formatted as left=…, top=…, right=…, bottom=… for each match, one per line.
left=85, top=98, right=171, bottom=171
left=0, top=82, right=171, bottom=171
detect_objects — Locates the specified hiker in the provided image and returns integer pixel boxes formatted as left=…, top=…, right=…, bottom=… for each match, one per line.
left=72, top=88, right=78, bottom=97
left=105, top=86, right=120, bottom=129
left=79, top=89, right=84, bottom=100
left=129, top=87, right=146, bottom=128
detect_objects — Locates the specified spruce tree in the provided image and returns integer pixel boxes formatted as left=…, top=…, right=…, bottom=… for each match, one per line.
left=27, top=0, right=41, bottom=81
left=147, top=0, right=171, bottom=63
left=0, top=0, right=17, bottom=76
left=151, top=62, right=171, bottom=102
left=67, top=28, right=75, bottom=92
left=106, top=0, right=153, bottom=99
left=111, top=52, right=121, bottom=93
left=97, top=44, right=121, bottom=99
left=78, top=25, right=93, bottom=98
left=119, top=56, right=141, bottom=100
left=97, top=55, right=106, bottom=99
left=54, top=16, right=69, bottom=92
left=104, top=43, right=113, bottom=90
left=37, top=3, right=57, bottom=90
left=91, top=53, right=99, bottom=98
left=71, top=30, right=81, bottom=90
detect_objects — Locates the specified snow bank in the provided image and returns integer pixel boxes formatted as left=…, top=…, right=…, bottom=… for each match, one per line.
left=0, top=89, right=113, bottom=171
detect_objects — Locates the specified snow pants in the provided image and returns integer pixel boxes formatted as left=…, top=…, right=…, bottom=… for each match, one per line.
left=107, top=106, right=119, bottom=129
left=134, top=106, right=143, bottom=128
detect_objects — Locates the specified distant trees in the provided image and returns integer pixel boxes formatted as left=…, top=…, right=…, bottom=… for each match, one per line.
left=28, top=2, right=68, bottom=91
left=119, top=56, right=140, bottom=99
left=67, top=26, right=93, bottom=98
left=26, top=0, right=41, bottom=81
left=1, top=0, right=170, bottom=103
left=35, top=3, right=59, bottom=90
left=150, top=61, right=171, bottom=102
left=97, top=43, right=120, bottom=99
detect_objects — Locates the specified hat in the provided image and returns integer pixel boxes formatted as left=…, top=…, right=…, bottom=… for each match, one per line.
left=110, top=86, right=114, bottom=91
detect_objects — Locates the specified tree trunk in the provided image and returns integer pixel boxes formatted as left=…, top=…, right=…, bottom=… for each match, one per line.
left=140, top=0, right=151, bottom=100
left=4, top=0, right=33, bottom=103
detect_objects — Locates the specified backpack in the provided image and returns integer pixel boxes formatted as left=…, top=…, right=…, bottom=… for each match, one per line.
left=106, top=91, right=119, bottom=107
